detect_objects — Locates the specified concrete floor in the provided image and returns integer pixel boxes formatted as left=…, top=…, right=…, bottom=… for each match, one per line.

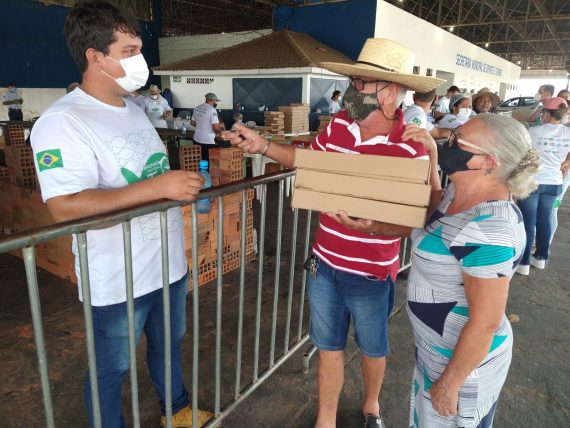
left=0, top=184, right=569, bottom=427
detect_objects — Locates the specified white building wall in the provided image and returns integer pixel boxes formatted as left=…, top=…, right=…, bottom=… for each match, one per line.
left=374, top=0, right=521, bottom=99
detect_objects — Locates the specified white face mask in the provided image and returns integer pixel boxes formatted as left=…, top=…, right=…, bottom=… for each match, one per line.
left=457, top=107, right=472, bottom=122
left=534, top=93, right=542, bottom=102
left=103, top=53, right=149, bottom=93
left=150, top=94, right=159, bottom=100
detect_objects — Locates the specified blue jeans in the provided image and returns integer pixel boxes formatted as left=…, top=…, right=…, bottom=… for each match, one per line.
left=517, top=185, right=562, bottom=265
left=307, top=257, right=395, bottom=358
left=85, top=273, right=190, bottom=428
left=550, top=174, right=570, bottom=243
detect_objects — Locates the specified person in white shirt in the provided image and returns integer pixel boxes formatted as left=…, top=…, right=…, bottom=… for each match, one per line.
left=517, top=97, right=570, bottom=276
left=404, top=89, right=451, bottom=139
left=30, top=2, right=209, bottom=427
left=2, top=81, right=24, bottom=121
left=66, top=82, right=80, bottom=93
left=191, top=92, right=222, bottom=162
left=328, top=90, right=342, bottom=114
left=438, top=93, right=473, bottom=129
left=143, top=84, right=172, bottom=128
left=433, top=85, right=459, bottom=121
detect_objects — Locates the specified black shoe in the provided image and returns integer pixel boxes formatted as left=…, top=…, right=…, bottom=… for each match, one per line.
left=364, top=413, right=385, bottom=428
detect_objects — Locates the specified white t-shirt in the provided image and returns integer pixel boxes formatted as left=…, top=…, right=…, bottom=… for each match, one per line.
left=529, top=123, right=570, bottom=185
left=3, top=89, right=22, bottom=110
left=192, top=102, right=219, bottom=145
left=434, top=96, right=450, bottom=114
left=143, top=95, right=172, bottom=128
left=328, top=99, right=341, bottom=114
left=403, top=104, right=434, bottom=131
left=438, top=113, right=464, bottom=129
left=30, top=88, right=186, bottom=306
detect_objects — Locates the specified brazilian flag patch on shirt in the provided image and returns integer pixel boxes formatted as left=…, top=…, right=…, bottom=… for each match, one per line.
left=36, top=149, right=64, bottom=171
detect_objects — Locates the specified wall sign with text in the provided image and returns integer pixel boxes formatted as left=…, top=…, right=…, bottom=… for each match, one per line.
left=186, top=77, right=215, bottom=84
left=456, top=54, right=503, bottom=77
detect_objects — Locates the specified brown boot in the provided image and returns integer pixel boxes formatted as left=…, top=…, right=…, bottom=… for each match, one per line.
left=159, top=406, right=215, bottom=428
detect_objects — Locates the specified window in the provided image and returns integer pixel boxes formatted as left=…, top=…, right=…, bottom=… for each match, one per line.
left=413, top=66, right=420, bottom=75
left=501, top=98, right=519, bottom=107
left=426, top=68, right=433, bottom=76
left=521, top=97, right=537, bottom=106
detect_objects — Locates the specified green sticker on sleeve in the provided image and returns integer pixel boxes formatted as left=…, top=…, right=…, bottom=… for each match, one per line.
left=36, top=149, right=64, bottom=171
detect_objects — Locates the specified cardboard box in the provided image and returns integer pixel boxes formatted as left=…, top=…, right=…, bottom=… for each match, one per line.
left=295, top=169, right=430, bottom=207
left=292, top=149, right=431, bottom=228
left=294, top=150, right=430, bottom=184
left=292, top=189, right=427, bottom=228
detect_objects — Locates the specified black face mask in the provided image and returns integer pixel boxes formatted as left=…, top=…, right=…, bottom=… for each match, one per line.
left=437, top=141, right=476, bottom=176
left=213, top=103, right=218, bottom=108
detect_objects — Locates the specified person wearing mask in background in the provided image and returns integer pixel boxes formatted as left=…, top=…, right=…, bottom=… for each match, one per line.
left=404, top=89, right=450, bottom=139
left=66, top=82, right=80, bottom=93
left=472, top=87, right=500, bottom=114
left=517, top=97, right=570, bottom=276
left=128, top=90, right=145, bottom=109
left=225, top=38, right=445, bottom=428
left=529, top=84, right=555, bottom=124
left=2, top=82, right=24, bottom=121
left=143, top=84, right=172, bottom=128
left=191, top=92, right=222, bottom=163
left=30, top=2, right=210, bottom=427
left=328, top=90, right=342, bottom=114
left=233, top=112, right=244, bottom=126
left=433, top=85, right=460, bottom=121
left=557, top=89, right=569, bottom=101
left=438, top=93, right=473, bottom=130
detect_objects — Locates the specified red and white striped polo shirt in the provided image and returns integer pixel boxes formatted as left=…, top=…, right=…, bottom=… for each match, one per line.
left=309, top=109, right=428, bottom=280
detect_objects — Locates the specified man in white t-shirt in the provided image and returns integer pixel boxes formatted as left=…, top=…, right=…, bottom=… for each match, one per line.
left=143, top=84, right=172, bottom=128
left=328, top=90, right=342, bottom=114
left=30, top=2, right=209, bottom=427
left=2, top=81, right=24, bottom=121
left=404, top=89, right=451, bottom=139
left=191, top=92, right=221, bottom=162
left=433, top=85, right=459, bottom=121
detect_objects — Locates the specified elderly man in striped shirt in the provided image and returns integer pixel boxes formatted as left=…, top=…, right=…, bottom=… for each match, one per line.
left=225, top=38, right=444, bottom=428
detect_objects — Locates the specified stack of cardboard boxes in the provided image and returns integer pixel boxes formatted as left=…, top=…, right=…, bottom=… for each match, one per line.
left=263, top=111, right=285, bottom=134
left=292, top=150, right=432, bottom=228
left=278, top=103, right=310, bottom=133
left=317, top=115, right=333, bottom=133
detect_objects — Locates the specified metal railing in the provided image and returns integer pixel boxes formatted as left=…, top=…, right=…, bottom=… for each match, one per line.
left=0, top=168, right=417, bottom=427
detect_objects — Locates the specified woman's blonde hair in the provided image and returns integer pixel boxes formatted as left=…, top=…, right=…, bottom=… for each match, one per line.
left=475, top=114, right=541, bottom=200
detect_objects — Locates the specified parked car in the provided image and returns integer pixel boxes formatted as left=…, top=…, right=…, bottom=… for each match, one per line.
left=495, top=97, right=541, bottom=122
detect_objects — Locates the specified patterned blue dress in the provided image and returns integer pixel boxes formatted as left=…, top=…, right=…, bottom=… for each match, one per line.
left=407, top=184, right=525, bottom=428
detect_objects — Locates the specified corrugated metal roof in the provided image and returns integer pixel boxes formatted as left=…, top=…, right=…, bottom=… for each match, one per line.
left=153, top=30, right=353, bottom=72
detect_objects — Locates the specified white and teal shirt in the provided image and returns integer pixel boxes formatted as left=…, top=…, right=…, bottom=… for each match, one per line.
left=30, top=88, right=186, bottom=306
left=528, top=123, right=570, bottom=185
left=404, top=104, right=434, bottom=131
left=407, top=184, right=525, bottom=427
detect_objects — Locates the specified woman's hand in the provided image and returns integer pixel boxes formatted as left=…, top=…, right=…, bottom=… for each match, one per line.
left=429, top=378, right=459, bottom=417
left=220, top=124, right=269, bottom=154
left=402, top=124, right=438, bottom=155
left=325, top=210, right=378, bottom=234
left=561, top=160, right=570, bottom=178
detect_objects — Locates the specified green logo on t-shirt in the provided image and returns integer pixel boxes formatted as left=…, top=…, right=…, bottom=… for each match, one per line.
left=36, top=149, right=64, bottom=171
left=121, top=152, right=170, bottom=184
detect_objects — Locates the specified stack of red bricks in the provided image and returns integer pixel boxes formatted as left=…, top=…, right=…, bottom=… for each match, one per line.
left=209, top=148, right=244, bottom=185
left=179, top=145, right=202, bottom=172
left=0, top=181, right=76, bottom=282
left=182, top=188, right=255, bottom=286
left=3, top=124, right=38, bottom=190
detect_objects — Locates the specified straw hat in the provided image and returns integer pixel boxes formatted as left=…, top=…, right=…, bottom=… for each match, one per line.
left=472, top=87, right=500, bottom=108
left=320, top=38, right=445, bottom=92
